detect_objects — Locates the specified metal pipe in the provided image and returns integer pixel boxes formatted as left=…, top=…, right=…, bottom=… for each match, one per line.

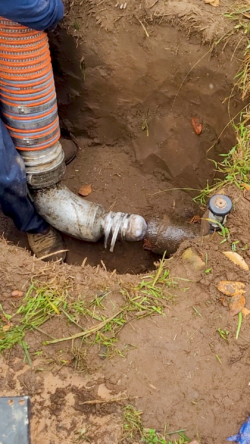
left=144, top=215, right=199, bottom=255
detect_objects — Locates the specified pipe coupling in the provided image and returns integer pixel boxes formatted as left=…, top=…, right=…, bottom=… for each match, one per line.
left=21, top=141, right=66, bottom=189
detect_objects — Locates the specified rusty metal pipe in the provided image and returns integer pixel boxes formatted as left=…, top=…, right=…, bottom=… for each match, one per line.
left=144, top=215, right=199, bottom=255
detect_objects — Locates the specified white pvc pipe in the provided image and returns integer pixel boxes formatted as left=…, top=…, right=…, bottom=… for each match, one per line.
left=33, top=184, right=147, bottom=251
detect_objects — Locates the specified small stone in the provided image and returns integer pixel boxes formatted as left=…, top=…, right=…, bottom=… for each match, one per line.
left=11, top=290, right=24, bottom=298
left=182, top=248, right=205, bottom=270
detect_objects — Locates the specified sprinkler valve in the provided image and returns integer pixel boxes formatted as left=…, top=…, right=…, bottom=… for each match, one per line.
left=208, top=194, right=232, bottom=230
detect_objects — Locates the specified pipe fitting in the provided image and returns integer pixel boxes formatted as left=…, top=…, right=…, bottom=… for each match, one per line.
left=32, top=184, right=147, bottom=251
left=21, top=141, right=66, bottom=188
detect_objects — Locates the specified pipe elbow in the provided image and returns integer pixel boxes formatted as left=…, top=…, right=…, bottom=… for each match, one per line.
left=33, top=183, right=147, bottom=251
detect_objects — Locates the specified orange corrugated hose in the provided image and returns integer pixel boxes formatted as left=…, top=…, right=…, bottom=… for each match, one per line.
left=0, top=17, right=60, bottom=151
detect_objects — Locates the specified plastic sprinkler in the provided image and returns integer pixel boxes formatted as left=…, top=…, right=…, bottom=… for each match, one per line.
left=208, top=194, right=232, bottom=231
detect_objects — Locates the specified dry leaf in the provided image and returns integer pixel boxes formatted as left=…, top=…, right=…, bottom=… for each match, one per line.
left=220, top=296, right=228, bottom=307
left=217, top=281, right=246, bottom=296
left=78, top=184, right=92, bottom=197
left=191, top=117, right=202, bottom=135
left=11, top=290, right=24, bottom=298
left=229, top=295, right=245, bottom=316
left=242, top=307, right=250, bottom=318
left=223, top=251, right=249, bottom=271
left=2, top=325, right=10, bottom=332
left=242, top=183, right=250, bottom=191
left=190, top=215, right=201, bottom=224
left=205, top=0, right=219, bottom=6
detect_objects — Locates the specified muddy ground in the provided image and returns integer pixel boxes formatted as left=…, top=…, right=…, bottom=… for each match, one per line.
left=1, top=184, right=250, bottom=444
left=1, top=0, right=250, bottom=443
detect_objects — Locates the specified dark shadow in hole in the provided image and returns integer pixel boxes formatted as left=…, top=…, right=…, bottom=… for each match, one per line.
left=48, top=26, right=85, bottom=136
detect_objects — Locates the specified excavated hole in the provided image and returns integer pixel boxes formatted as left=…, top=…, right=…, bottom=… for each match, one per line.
left=0, top=26, right=242, bottom=273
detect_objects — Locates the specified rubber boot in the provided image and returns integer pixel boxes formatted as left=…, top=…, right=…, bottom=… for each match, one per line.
left=27, top=226, right=66, bottom=261
left=60, top=138, right=77, bottom=165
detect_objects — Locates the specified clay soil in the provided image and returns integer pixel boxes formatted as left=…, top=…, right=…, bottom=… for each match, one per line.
left=1, top=0, right=250, bottom=443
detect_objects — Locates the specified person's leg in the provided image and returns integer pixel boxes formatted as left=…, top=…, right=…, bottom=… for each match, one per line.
left=0, top=118, right=66, bottom=260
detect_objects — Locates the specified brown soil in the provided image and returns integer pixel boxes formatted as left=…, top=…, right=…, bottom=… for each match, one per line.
left=1, top=0, right=246, bottom=272
left=1, top=185, right=250, bottom=444
left=0, top=1, right=250, bottom=443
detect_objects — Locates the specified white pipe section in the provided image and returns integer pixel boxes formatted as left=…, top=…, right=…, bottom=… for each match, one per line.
left=33, top=184, right=147, bottom=252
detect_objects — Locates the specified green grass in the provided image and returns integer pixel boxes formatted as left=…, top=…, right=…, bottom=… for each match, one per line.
left=143, top=429, right=166, bottom=444
left=121, top=405, right=143, bottom=442
left=236, top=312, right=243, bottom=339
left=192, top=307, right=202, bottom=318
left=0, top=324, right=25, bottom=352
left=217, top=328, right=230, bottom=341
left=120, top=405, right=192, bottom=444
left=0, top=284, right=66, bottom=352
left=194, top=5, right=250, bottom=204
left=194, top=114, right=250, bottom=204
left=49, top=253, right=180, bottom=357
left=224, top=4, right=250, bottom=100
left=0, top=255, right=181, bottom=361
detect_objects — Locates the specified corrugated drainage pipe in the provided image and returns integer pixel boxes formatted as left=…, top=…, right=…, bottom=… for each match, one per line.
left=0, top=18, right=147, bottom=251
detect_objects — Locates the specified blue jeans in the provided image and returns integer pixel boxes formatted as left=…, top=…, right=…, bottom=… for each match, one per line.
left=0, top=118, right=49, bottom=233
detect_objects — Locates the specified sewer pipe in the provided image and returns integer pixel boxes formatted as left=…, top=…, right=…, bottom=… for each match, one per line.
left=0, top=18, right=147, bottom=251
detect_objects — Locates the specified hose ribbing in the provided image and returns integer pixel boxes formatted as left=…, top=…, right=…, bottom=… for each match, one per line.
left=0, top=17, right=60, bottom=151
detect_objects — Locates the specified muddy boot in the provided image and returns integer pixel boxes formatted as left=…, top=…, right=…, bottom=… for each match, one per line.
left=27, top=226, right=66, bottom=261
left=60, top=138, right=77, bottom=165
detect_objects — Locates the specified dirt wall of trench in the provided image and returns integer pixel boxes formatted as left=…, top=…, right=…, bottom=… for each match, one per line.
left=49, top=0, right=245, bottom=192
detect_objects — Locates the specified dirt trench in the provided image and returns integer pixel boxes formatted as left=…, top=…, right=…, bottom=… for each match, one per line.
left=0, top=0, right=245, bottom=272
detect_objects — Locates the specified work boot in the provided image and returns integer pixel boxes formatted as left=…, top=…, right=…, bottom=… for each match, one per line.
left=60, top=138, right=77, bottom=165
left=27, top=226, right=66, bottom=261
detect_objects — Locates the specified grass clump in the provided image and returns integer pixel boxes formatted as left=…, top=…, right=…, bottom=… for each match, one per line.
left=195, top=5, right=250, bottom=204
left=137, top=253, right=178, bottom=303
left=0, top=255, right=180, bottom=360
left=121, top=405, right=143, bottom=442
left=17, top=283, right=66, bottom=323
left=0, top=283, right=67, bottom=352
left=120, top=405, right=192, bottom=444
left=195, top=112, right=250, bottom=203
left=224, top=4, right=250, bottom=100
left=0, top=324, right=25, bottom=352
left=45, top=253, right=180, bottom=357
